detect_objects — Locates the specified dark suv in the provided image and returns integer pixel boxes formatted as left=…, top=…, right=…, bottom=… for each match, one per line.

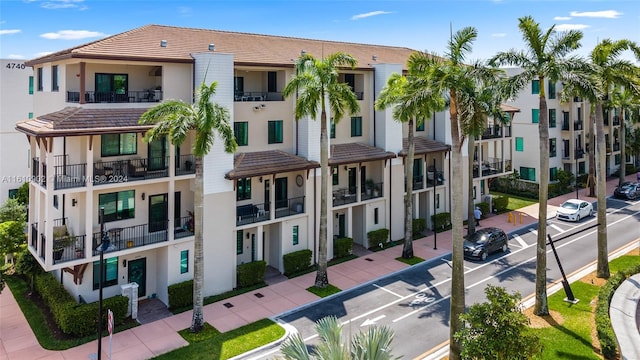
left=463, top=227, right=509, bottom=261
left=613, top=182, right=640, bottom=200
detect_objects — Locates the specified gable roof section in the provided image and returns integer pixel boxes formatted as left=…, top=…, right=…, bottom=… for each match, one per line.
left=329, top=143, right=396, bottom=166
left=398, top=137, right=451, bottom=157
left=226, top=150, right=320, bottom=180
left=15, top=107, right=151, bottom=137
left=26, top=25, right=416, bottom=69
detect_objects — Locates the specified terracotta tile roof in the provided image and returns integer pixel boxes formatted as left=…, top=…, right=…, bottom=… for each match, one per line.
left=26, top=24, right=416, bottom=70
left=15, top=107, right=151, bottom=137
left=500, top=104, right=521, bottom=113
left=226, top=150, right=320, bottom=180
left=329, top=143, right=396, bottom=165
left=398, top=137, right=451, bottom=157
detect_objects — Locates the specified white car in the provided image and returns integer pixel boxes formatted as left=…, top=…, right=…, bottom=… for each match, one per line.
left=556, top=199, right=593, bottom=222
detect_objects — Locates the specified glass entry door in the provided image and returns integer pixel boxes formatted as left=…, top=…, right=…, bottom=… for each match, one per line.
left=275, top=178, right=287, bottom=209
left=128, top=258, right=146, bottom=297
left=149, top=194, right=168, bottom=232
left=148, top=137, right=168, bottom=171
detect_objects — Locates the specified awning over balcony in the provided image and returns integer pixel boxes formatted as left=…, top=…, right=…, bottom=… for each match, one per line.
left=329, top=143, right=396, bottom=166
left=225, top=150, right=320, bottom=180
left=15, top=107, right=152, bottom=137
left=398, top=137, right=450, bottom=157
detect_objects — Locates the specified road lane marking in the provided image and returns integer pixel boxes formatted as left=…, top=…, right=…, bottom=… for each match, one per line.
left=549, top=223, right=566, bottom=234
left=529, top=228, right=538, bottom=236
left=361, top=314, right=386, bottom=327
left=512, top=234, right=528, bottom=248
left=373, top=283, right=403, bottom=298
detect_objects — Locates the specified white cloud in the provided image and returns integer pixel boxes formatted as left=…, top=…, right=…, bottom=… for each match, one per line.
left=351, top=11, right=392, bottom=20
left=178, top=6, right=192, bottom=16
left=555, top=24, right=590, bottom=31
left=491, top=33, right=507, bottom=38
left=7, top=54, right=26, bottom=59
left=40, top=30, right=105, bottom=40
left=0, top=29, right=21, bottom=35
left=569, top=10, right=622, bottom=19
left=41, top=0, right=88, bottom=10
left=554, top=16, right=572, bottom=21
left=34, top=51, right=54, bottom=57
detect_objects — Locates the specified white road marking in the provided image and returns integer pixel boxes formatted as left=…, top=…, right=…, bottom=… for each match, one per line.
left=361, top=314, right=386, bottom=327
left=529, top=228, right=538, bottom=236
left=549, top=224, right=566, bottom=234
left=512, top=234, right=528, bottom=248
left=372, top=283, right=403, bottom=298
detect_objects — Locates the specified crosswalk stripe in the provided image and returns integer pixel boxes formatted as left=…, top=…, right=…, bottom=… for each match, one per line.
left=512, top=234, right=528, bottom=248
left=529, top=229, right=538, bottom=236
left=549, top=224, right=565, bottom=234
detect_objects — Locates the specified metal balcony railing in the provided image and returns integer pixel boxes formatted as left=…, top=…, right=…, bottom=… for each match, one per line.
left=574, top=121, right=583, bottom=131
left=562, top=120, right=570, bottom=131
left=236, top=202, right=270, bottom=226
left=275, top=196, right=305, bottom=219
left=234, top=91, right=284, bottom=102
left=473, top=160, right=504, bottom=178
left=412, top=176, right=424, bottom=190
left=176, top=154, right=195, bottom=176
left=66, top=90, right=163, bottom=103
left=575, top=148, right=585, bottom=159
left=333, top=188, right=358, bottom=206
left=93, top=157, right=169, bottom=185
left=92, top=221, right=168, bottom=255
left=174, top=215, right=194, bottom=239
left=52, top=235, right=87, bottom=264
left=362, top=182, right=384, bottom=200
left=54, top=163, right=87, bottom=190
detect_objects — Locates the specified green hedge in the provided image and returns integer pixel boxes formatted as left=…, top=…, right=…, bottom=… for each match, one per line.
left=493, top=195, right=509, bottom=212
left=476, top=202, right=490, bottom=218
left=33, top=272, right=127, bottom=337
left=283, top=249, right=312, bottom=276
left=611, top=164, right=637, bottom=178
left=595, top=264, right=640, bottom=359
left=412, top=218, right=426, bottom=239
left=431, top=212, right=451, bottom=231
left=334, top=237, right=353, bottom=259
left=237, top=261, right=266, bottom=288
left=168, top=280, right=193, bottom=310
left=367, top=228, right=389, bottom=249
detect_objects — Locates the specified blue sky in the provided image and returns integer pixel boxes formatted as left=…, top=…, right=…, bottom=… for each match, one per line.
left=1, top=0, right=638, bottom=62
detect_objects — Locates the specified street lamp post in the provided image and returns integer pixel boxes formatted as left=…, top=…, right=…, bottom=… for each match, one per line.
left=576, top=158, right=579, bottom=199
left=96, top=207, right=110, bottom=360
left=433, top=158, right=437, bottom=250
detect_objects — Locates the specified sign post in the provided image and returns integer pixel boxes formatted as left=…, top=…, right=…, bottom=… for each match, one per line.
left=107, top=309, right=113, bottom=360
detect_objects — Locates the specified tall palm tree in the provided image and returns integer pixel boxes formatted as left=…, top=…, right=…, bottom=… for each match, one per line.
left=410, top=26, right=501, bottom=360
left=491, top=16, right=585, bottom=316
left=628, top=126, right=640, bottom=167
left=375, top=69, right=445, bottom=258
left=282, top=52, right=359, bottom=288
left=139, top=81, right=237, bottom=332
left=280, top=316, right=399, bottom=360
left=587, top=38, right=640, bottom=278
left=610, top=85, right=640, bottom=186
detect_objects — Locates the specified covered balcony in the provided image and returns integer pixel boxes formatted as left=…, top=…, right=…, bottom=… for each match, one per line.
left=91, top=221, right=169, bottom=256
left=473, top=159, right=505, bottom=178
left=93, top=157, right=170, bottom=185
left=234, top=69, right=286, bottom=102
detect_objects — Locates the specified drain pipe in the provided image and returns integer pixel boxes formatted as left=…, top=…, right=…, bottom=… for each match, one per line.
left=313, top=168, right=317, bottom=265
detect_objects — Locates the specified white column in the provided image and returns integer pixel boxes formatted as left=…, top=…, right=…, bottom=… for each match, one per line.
left=256, top=225, right=263, bottom=261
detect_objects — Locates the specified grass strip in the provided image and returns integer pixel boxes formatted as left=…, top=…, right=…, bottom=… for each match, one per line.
left=395, top=256, right=425, bottom=265
left=306, top=284, right=341, bottom=298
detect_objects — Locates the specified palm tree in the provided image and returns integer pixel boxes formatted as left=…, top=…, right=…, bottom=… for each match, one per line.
left=628, top=126, right=640, bottom=168
left=409, top=26, right=501, bottom=360
left=610, top=85, right=640, bottom=185
left=139, top=81, right=237, bottom=332
left=375, top=69, right=445, bottom=258
left=491, top=15, right=585, bottom=316
left=587, top=39, right=640, bottom=278
left=280, top=316, right=399, bottom=360
left=282, top=52, right=360, bottom=288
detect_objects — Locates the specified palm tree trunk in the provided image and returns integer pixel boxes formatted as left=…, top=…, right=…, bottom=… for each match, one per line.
left=467, top=134, right=476, bottom=236
left=595, top=103, right=610, bottom=279
left=588, top=111, right=596, bottom=197
left=534, top=89, right=549, bottom=316
left=448, top=91, right=464, bottom=360
left=315, top=109, right=329, bottom=288
left=619, top=109, right=626, bottom=186
left=402, top=119, right=415, bottom=259
left=190, top=155, right=204, bottom=332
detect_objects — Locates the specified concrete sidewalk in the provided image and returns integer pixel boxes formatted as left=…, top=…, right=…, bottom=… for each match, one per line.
left=1, top=174, right=638, bottom=360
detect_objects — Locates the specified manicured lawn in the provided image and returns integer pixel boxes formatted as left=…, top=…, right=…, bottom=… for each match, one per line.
left=153, top=318, right=284, bottom=360
left=490, top=191, right=538, bottom=211
left=395, top=256, right=425, bottom=265
left=307, top=284, right=341, bottom=298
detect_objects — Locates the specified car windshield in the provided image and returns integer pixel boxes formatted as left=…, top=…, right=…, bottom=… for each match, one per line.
left=561, top=202, right=579, bottom=210
left=468, top=234, right=489, bottom=245
left=619, top=184, right=633, bottom=190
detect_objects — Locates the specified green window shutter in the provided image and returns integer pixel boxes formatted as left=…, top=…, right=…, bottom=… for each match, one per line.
left=28, top=76, right=34, bottom=94
left=332, top=166, right=338, bottom=186
left=550, top=167, right=557, bottom=181
left=515, top=137, right=524, bottom=152
left=292, top=225, right=299, bottom=245
left=549, top=109, right=556, bottom=128
left=351, top=116, right=362, bottom=137
left=28, top=112, right=33, bottom=119
left=548, top=81, right=556, bottom=99
left=532, top=80, right=540, bottom=94
left=549, top=138, right=557, bottom=157
left=330, top=118, right=335, bottom=139
left=532, top=109, right=539, bottom=123
left=416, top=120, right=424, bottom=131
left=234, top=122, right=248, bottom=146
left=237, top=231, right=243, bottom=254
left=180, top=250, right=189, bottom=274
left=268, top=120, right=283, bottom=144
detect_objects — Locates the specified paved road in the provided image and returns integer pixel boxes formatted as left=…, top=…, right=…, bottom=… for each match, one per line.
left=240, top=196, right=640, bottom=360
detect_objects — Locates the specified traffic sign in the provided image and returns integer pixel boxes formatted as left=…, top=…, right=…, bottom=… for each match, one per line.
left=107, top=309, right=113, bottom=335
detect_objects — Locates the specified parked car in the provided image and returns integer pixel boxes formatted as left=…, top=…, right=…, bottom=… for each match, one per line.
left=463, top=227, right=508, bottom=261
left=613, top=182, right=640, bottom=200
left=556, top=199, right=593, bottom=222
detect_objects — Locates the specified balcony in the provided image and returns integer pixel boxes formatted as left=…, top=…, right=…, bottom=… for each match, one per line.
left=574, top=121, right=583, bottom=131
left=575, top=148, right=584, bottom=159
left=176, top=154, right=196, bottom=176
left=562, top=120, right=570, bottom=131
left=66, top=90, right=163, bottom=104
left=275, top=196, right=305, bottom=219
left=333, top=188, right=358, bottom=206
left=473, top=160, right=504, bottom=178
left=174, top=215, right=194, bottom=239
left=427, top=167, right=445, bottom=186
left=236, top=202, right=270, bottom=226
left=92, top=221, right=169, bottom=256
left=234, top=91, right=283, bottom=102
left=54, top=163, right=87, bottom=190
left=51, top=235, right=87, bottom=264
left=613, top=143, right=620, bottom=152
left=482, top=126, right=503, bottom=139
left=412, top=176, right=424, bottom=190
left=93, top=157, right=169, bottom=185
left=362, top=181, right=384, bottom=200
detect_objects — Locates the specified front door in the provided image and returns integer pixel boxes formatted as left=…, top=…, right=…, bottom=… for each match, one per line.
left=275, top=177, right=287, bottom=209
left=149, top=194, right=168, bottom=232
left=264, top=179, right=270, bottom=212
left=338, top=214, right=346, bottom=238
left=128, top=258, right=146, bottom=297
left=348, top=167, right=356, bottom=194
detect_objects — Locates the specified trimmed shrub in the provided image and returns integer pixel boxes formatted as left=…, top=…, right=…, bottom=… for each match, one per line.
left=492, top=195, right=509, bottom=213
left=283, top=249, right=312, bottom=276
left=367, top=228, right=390, bottom=249
left=168, top=280, right=193, bottom=310
left=476, top=202, right=490, bottom=218
left=412, top=218, right=426, bottom=238
left=431, top=212, right=451, bottom=231
left=237, top=261, right=266, bottom=288
left=611, top=163, right=638, bottom=178
left=334, top=237, right=353, bottom=259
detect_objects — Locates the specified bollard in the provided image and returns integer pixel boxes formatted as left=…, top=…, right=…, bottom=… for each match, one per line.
left=520, top=213, right=523, bottom=224
left=508, top=212, right=513, bottom=224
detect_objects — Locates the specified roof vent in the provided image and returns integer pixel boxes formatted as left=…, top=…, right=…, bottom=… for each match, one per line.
left=160, top=40, right=167, bottom=48
left=208, top=43, right=215, bottom=51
